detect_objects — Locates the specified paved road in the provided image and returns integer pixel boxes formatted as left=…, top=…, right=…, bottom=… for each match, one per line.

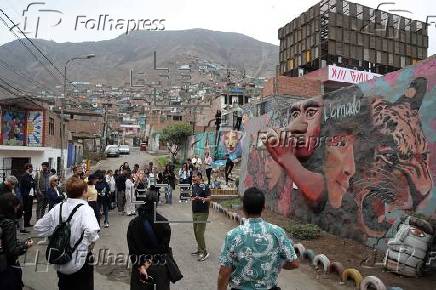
left=22, top=150, right=349, bottom=290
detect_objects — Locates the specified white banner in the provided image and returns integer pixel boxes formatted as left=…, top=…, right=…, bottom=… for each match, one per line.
left=328, top=65, right=381, bottom=84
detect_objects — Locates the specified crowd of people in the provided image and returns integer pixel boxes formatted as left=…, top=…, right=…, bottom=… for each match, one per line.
left=0, top=156, right=298, bottom=290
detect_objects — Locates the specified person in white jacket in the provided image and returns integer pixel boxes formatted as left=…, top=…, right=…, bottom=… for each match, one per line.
left=124, top=172, right=136, bottom=216
left=34, top=177, right=100, bottom=290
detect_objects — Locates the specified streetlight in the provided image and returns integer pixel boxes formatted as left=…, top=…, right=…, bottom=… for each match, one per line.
left=60, top=54, right=95, bottom=179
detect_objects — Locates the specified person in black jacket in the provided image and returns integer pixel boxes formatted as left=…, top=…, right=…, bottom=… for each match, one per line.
left=0, top=193, right=33, bottom=290
left=95, top=171, right=111, bottom=227
left=19, top=163, right=35, bottom=227
left=224, top=154, right=234, bottom=185
left=127, top=190, right=172, bottom=290
left=115, top=170, right=127, bottom=213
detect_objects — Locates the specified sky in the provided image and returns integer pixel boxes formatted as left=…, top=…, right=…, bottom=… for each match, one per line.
left=0, top=0, right=435, bottom=55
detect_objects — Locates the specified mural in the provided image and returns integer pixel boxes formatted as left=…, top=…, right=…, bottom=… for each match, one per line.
left=240, top=56, right=436, bottom=249
left=2, top=111, right=26, bottom=146
left=26, top=111, right=43, bottom=146
left=191, top=130, right=243, bottom=165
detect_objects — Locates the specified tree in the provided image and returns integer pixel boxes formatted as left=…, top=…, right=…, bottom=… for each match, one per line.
left=159, top=122, right=192, bottom=162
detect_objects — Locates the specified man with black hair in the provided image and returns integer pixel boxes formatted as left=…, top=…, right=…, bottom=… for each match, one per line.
left=218, top=187, right=299, bottom=290
left=191, top=172, right=211, bottom=262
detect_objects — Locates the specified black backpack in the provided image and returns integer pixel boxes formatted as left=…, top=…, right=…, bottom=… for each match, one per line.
left=46, top=202, right=84, bottom=264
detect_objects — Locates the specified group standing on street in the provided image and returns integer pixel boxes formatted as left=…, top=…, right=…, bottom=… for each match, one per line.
left=0, top=153, right=300, bottom=290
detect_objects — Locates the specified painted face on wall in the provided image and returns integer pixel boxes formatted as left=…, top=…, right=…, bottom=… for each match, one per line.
left=323, top=134, right=356, bottom=209
left=287, top=96, right=323, bottom=158
left=264, top=153, right=283, bottom=191
left=223, top=130, right=239, bottom=153
left=356, top=77, right=432, bottom=237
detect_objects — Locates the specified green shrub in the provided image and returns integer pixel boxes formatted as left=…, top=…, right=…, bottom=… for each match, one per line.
left=155, top=156, right=170, bottom=168
left=285, top=222, right=321, bottom=240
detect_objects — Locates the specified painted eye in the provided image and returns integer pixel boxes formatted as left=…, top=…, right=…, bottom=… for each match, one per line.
left=306, top=108, right=318, bottom=118
left=290, top=111, right=300, bottom=119
left=374, top=105, right=383, bottom=112
left=421, top=153, right=428, bottom=162
left=383, top=152, right=398, bottom=164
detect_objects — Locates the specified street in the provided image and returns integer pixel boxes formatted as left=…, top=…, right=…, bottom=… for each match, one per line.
left=21, top=150, right=344, bottom=290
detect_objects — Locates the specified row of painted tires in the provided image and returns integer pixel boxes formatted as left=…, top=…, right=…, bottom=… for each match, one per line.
left=212, top=202, right=242, bottom=223
left=294, top=243, right=403, bottom=290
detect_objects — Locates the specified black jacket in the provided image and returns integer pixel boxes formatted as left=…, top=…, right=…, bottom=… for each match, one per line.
left=19, top=172, right=35, bottom=197
left=115, top=175, right=127, bottom=191
left=0, top=216, right=27, bottom=265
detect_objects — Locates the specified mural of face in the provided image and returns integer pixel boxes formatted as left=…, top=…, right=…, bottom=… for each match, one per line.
left=356, top=77, right=432, bottom=237
left=323, top=135, right=356, bottom=209
left=223, top=130, right=239, bottom=153
left=287, top=96, right=323, bottom=158
left=264, top=153, right=283, bottom=192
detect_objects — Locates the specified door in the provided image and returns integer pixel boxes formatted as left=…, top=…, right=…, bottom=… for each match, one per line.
left=11, top=157, right=30, bottom=179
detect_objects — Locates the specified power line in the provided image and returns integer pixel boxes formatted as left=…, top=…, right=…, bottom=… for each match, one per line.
left=0, top=9, right=78, bottom=90
left=0, top=14, right=63, bottom=84
left=0, top=76, right=33, bottom=96
left=0, top=56, right=53, bottom=93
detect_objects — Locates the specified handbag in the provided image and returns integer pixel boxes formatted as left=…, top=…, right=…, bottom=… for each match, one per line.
left=143, top=219, right=183, bottom=283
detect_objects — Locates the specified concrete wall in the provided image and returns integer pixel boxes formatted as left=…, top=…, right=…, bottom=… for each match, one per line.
left=240, top=56, right=436, bottom=250
left=0, top=146, right=67, bottom=177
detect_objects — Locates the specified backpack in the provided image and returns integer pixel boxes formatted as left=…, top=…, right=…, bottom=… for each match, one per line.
left=384, top=216, right=434, bottom=277
left=46, top=202, right=84, bottom=264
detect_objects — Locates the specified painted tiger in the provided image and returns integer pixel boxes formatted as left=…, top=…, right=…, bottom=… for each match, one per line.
left=354, top=77, right=432, bottom=238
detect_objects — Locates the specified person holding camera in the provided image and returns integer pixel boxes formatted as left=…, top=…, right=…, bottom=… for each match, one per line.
left=0, top=193, right=33, bottom=290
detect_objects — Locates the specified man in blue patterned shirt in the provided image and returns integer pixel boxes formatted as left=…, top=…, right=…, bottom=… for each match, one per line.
left=218, top=187, right=299, bottom=290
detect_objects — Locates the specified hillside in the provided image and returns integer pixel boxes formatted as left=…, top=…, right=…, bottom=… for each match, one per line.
left=0, top=28, right=278, bottom=92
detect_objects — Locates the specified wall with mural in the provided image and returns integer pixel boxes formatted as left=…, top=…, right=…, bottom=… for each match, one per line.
left=240, top=56, right=436, bottom=249
left=2, top=111, right=26, bottom=146
left=191, top=130, right=243, bottom=166
left=26, top=111, right=43, bottom=146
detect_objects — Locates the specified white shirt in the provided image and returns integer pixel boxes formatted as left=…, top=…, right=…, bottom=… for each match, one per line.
left=106, top=175, right=116, bottom=192
left=34, top=198, right=100, bottom=275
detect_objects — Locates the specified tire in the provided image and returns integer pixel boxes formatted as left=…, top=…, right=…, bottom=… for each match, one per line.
left=303, top=249, right=316, bottom=263
left=294, top=243, right=306, bottom=258
left=313, top=254, right=330, bottom=272
left=360, top=276, right=387, bottom=290
left=329, top=262, right=345, bottom=277
left=341, top=268, right=363, bottom=287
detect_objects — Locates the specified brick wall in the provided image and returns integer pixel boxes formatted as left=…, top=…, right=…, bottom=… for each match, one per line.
left=262, top=76, right=322, bottom=98
left=44, top=110, right=65, bottom=149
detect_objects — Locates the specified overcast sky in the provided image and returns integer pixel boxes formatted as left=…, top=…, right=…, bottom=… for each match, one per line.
left=0, top=0, right=435, bottom=55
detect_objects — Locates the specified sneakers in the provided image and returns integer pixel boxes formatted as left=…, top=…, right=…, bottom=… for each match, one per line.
left=191, top=250, right=201, bottom=256
left=198, top=252, right=210, bottom=262
left=20, top=229, right=30, bottom=234
left=104, top=223, right=110, bottom=228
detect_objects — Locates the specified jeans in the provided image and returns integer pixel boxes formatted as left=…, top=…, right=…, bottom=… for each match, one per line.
left=88, top=201, right=99, bottom=225
left=165, top=186, right=173, bottom=204
left=192, top=212, right=209, bottom=254
left=98, top=196, right=110, bottom=224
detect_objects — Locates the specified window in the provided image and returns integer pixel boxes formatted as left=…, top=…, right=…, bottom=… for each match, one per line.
left=49, top=117, right=55, bottom=135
